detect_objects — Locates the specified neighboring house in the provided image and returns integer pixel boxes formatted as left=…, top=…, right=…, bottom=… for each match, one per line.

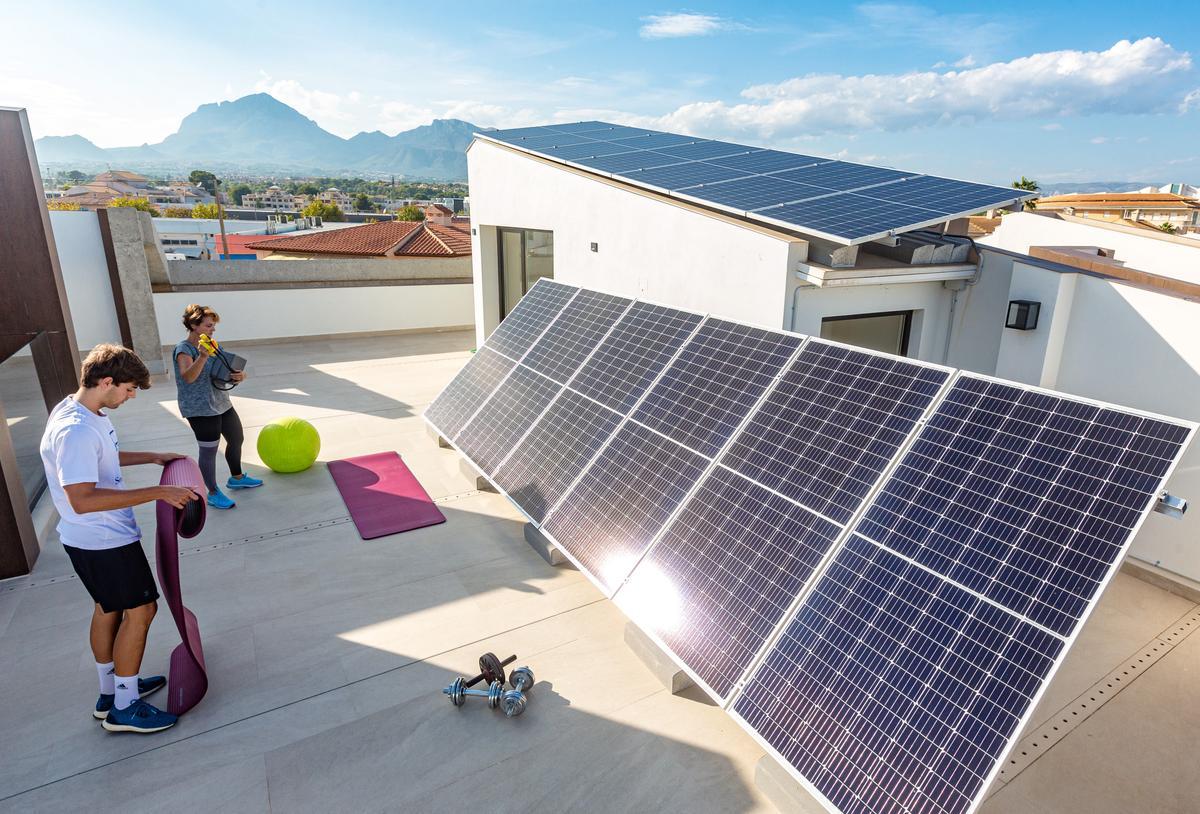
left=318, top=187, right=354, bottom=212
left=58, top=170, right=209, bottom=210
left=245, top=218, right=471, bottom=262
left=1138, top=182, right=1200, bottom=200
left=467, top=123, right=1200, bottom=581
left=1034, top=192, right=1200, bottom=233
left=242, top=185, right=305, bottom=212
left=153, top=216, right=350, bottom=259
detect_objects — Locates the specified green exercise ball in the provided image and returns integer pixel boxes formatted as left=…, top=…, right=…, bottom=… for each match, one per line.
left=257, top=416, right=321, bottom=473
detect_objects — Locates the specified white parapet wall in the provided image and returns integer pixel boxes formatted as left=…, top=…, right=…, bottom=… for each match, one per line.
left=48, top=210, right=122, bottom=351
left=153, top=283, right=474, bottom=344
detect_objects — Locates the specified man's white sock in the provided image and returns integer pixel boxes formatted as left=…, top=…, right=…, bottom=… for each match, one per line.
left=96, top=661, right=115, bottom=695
left=114, top=674, right=139, bottom=710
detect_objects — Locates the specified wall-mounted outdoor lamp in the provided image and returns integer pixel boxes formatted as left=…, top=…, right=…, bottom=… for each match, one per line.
left=1005, top=300, right=1040, bottom=330
left=590, top=242, right=599, bottom=252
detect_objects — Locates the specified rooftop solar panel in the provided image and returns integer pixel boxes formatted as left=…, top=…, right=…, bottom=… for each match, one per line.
left=617, top=465, right=841, bottom=700
left=477, top=123, right=1035, bottom=243
left=541, top=121, right=613, bottom=134
left=484, top=278, right=577, bottom=360
left=494, top=389, right=624, bottom=523
left=722, top=342, right=950, bottom=525
left=522, top=289, right=632, bottom=385
left=571, top=301, right=704, bottom=414
left=453, top=364, right=562, bottom=475
left=632, top=319, right=802, bottom=458
left=543, top=420, right=709, bottom=592
left=423, top=346, right=516, bottom=441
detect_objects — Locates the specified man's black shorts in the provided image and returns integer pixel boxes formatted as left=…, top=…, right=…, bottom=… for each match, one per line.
left=64, top=541, right=160, bottom=613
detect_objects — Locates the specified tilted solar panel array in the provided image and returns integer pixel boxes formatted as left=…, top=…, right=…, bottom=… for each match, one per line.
left=475, top=122, right=1032, bottom=244
left=424, top=279, right=1195, bottom=814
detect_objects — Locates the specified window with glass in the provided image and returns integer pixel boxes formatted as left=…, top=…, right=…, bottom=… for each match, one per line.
left=497, top=228, right=554, bottom=318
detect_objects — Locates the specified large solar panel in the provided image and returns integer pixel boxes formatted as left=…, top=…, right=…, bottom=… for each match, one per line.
left=522, top=289, right=632, bottom=385
left=423, top=346, right=515, bottom=440
left=475, top=123, right=1031, bottom=243
left=494, top=389, right=623, bottom=523
left=617, top=466, right=841, bottom=701
left=571, top=301, right=704, bottom=414
left=722, top=341, right=950, bottom=525
left=485, top=278, right=577, bottom=360
left=425, top=281, right=1195, bottom=814
left=631, top=318, right=802, bottom=458
left=542, top=420, right=709, bottom=592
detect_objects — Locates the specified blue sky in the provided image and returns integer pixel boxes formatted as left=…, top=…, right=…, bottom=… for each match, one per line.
left=4, top=1, right=1198, bottom=185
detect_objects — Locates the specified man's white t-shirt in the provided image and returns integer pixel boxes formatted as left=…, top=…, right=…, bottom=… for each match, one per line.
left=39, top=396, right=141, bottom=551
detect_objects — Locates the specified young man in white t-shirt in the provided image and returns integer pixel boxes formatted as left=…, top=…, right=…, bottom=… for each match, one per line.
left=40, top=344, right=200, bottom=734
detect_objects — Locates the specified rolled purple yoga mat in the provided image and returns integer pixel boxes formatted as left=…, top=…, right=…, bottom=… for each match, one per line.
left=155, top=457, right=209, bottom=715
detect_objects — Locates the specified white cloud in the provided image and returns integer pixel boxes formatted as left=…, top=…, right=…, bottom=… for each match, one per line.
left=1041, top=123, right=1063, bottom=131
left=253, top=76, right=359, bottom=128
left=650, top=38, right=1193, bottom=139
left=1181, top=88, right=1200, bottom=112
left=640, top=12, right=728, bottom=39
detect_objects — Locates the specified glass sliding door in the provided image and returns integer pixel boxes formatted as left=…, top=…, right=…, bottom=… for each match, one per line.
left=497, top=227, right=554, bottom=319
left=820, top=310, right=913, bottom=356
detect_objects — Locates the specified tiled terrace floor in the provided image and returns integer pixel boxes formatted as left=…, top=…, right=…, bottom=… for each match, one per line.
left=1, top=331, right=1197, bottom=813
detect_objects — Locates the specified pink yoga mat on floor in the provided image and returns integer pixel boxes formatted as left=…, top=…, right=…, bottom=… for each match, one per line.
left=155, top=457, right=209, bottom=715
left=328, top=452, right=446, bottom=539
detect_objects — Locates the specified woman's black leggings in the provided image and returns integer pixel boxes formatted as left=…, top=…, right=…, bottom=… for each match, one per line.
left=186, top=408, right=244, bottom=476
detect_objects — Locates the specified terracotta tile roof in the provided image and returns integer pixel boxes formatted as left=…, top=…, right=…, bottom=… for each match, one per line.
left=1037, top=193, right=1200, bottom=211
left=424, top=204, right=453, bottom=215
left=245, top=221, right=423, bottom=256
left=244, top=219, right=472, bottom=257
left=215, top=233, right=289, bottom=255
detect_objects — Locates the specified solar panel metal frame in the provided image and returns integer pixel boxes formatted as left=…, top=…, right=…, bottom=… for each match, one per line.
left=723, top=370, right=1196, bottom=814
left=472, top=126, right=1033, bottom=245
left=423, top=279, right=1196, bottom=814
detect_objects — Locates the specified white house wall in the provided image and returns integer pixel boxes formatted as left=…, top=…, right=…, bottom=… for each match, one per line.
left=48, top=211, right=122, bottom=352
left=468, top=140, right=796, bottom=342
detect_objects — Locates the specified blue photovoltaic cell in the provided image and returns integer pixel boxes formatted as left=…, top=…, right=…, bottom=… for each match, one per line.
left=573, top=150, right=684, bottom=174
left=540, top=141, right=643, bottom=161
left=735, top=535, right=1064, bottom=814
left=453, top=365, right=562, bottom=476
left=494, top=389, right=623, bottom=523
left=677, top=175, right=832, bottom=211
left=522, top=289, right=632, bottom=385
left=621, top=466, right=840, bottom=699
left=772, top=162, right=912, bottom=190
left=503, top=132, right=593, bottom=150
left=610, top=133, right=701, bottom=150
left=652, top=141, right=759, bottom=161
left=757, top=194, right=940, bottom=240
left=484, top=278, right=577, bottom=360
left=484, top=126, right=564, bottom=142
left=632, top=318, right=802, bottom=458
left=858, top=176, right=1021, bottom=216
left=853, top=374, right=1194, bottom=636
left=541, top=121, right=612, bottom=134
left=709, top=150, right=828, bottom=174
left=544, top=421, right=709, bottom=592
left=621, top=161, right=749, bottom=190
left=722, top=342, right=949, bottom=525
left=570, top=302, right=704, bottom=414
left=570, top=125, right=655, bottom=140
left=423, top=346, right=516, bottom=440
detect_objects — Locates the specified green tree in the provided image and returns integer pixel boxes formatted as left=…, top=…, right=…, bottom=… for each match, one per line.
left=47, top=200, right=81, bottom=211
left=297, top=183, right=321, bottom=196
left=353, top=193, right=373, bottom=212
left=108, top=197, right=160, bottom=216
left=188, top=170, right=219, bottom=195
left=396, top=205, right=424, bottom=222
left=301, top=200, right=345, bottom=221
left=65, top=170, right=87, bottom=182
left=229, top=183, right=253, bottom=206
left=1012, top=176, right=1039, bottom=210
left=1160, top=222, right=1178, bottom=234
left=191, top=203, right=222, bottom=219
left=161, top=206, right=193, bottom=218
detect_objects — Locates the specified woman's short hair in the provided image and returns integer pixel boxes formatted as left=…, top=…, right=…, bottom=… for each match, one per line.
left=182, top=304, right=220, bottom=331
left=80, top=343, right=151, bottom=389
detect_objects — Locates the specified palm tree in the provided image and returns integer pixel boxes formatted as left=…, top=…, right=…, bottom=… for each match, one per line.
left=1012, top=176, right=1040, bottom=210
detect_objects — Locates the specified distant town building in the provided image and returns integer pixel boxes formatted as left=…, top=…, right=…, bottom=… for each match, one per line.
left=56, top=170, right=215, bottom=210
left=241, top=185, right=306, bottom=212
left=244, top=218, right=471, bottom=260
left=317, top=187, right=354, bottom=212
left=1138, top=182, right=1200, bottom=200
left=1034, top=192, right=1200, bottom=234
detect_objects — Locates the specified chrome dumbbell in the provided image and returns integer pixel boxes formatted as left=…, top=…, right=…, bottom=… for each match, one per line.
left=500, top=666, right=535, bottom=718
left=443, top=677, right=505, bottom=709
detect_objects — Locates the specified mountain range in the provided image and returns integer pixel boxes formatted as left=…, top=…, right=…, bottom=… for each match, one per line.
left=34, top=94, right=483, bottom=180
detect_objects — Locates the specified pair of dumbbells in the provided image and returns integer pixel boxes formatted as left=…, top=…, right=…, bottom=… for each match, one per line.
left=442, top=652, right=535, bottom=718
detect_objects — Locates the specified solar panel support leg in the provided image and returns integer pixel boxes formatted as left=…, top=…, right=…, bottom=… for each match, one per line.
left=754, top=755, right=826, bottom=814
left=523, top=522, right=567, bottom=566
left=458, top=458, right=497, bottom=492
left=425, top=423, right=453, bottom=449
left=623, top=622, right=693, bottom=695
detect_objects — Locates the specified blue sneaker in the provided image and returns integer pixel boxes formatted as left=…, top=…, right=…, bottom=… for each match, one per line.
left=207, top=489, right=236, bottom=510
left=94, top=675, right=167, bottom=719
left=227, top=473, right=263, bottom=490
left=102, top=698, right=178, bottom=734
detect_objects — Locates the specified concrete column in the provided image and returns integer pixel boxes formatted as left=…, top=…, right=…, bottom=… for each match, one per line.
left=98, top=206, right=165, bottom=373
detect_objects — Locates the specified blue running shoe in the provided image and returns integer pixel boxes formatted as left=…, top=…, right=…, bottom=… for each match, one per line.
left=94, top=675, right=167, bottom=719
left=102, top=698, right=178, bottom=734
left=207, top=489, right=236, bottom=510
left=227, top=473, right=263, bottom=490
